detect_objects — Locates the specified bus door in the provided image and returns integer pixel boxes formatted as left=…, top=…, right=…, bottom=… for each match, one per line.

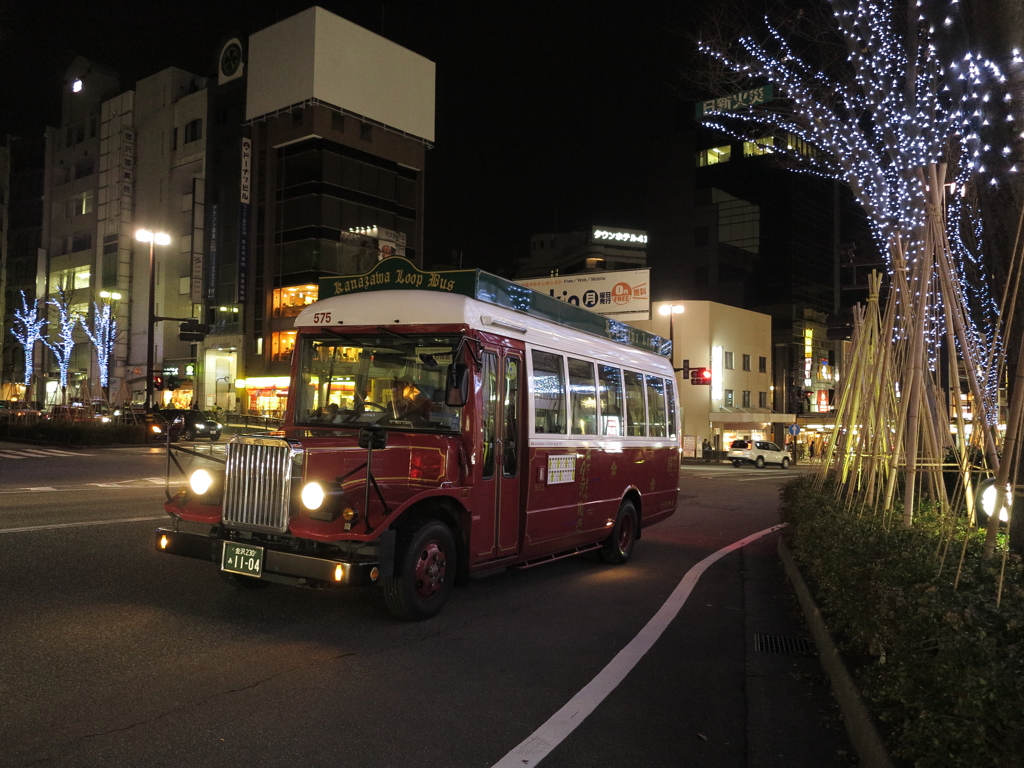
left=472, top=349, right=523, bottom=560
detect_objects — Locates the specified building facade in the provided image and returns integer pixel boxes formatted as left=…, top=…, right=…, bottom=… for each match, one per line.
left=224, top=6, right=434, bottom=416
left=518, top=225, right=647, bottom=278
left=17, top=8, right=434, bottom=413
left=631, top=299, right=786, bottom=453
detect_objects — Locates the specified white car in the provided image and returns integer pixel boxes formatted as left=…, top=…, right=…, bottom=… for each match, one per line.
left=729, top=439, right=790, bottom=469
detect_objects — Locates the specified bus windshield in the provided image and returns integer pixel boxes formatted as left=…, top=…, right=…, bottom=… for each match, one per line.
left=294, top=333, right=463, bottom=433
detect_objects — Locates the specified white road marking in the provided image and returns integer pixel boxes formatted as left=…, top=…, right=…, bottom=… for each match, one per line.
left=0, top=448, right=92, bottom=457
left=0, top=515, right=167, bottom=534
left=491, top=523, right=786, bottom=768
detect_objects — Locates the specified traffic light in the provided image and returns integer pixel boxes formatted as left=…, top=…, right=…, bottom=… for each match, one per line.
left=165, top=375, right=180, bottom=391
left=179, top=321, right=211, bottom=342
left=153, top=373, right=165, bottom=390
left=690, top=367, right=712, bottom=385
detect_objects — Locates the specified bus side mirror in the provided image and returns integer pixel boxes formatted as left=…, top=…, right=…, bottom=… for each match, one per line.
left=445, top=363, right=469, bottom=407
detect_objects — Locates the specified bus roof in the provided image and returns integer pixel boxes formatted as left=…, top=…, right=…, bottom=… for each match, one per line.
left=304, top=257, right=670, bottom=358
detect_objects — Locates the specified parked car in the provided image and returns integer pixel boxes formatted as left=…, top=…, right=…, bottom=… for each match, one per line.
left=158, top=409, right=222, bottom=441
left=728, top=439, right=790, bottom=469
left=47, top=404, right=112, bottom=423
left=0, top=401, right=42, bottom=419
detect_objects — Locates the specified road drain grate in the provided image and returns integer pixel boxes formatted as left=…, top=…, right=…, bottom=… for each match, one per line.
left=754, top=634, right=816, bottom=655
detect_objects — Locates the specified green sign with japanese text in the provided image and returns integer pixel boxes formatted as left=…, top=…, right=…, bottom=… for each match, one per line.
left=316, top=258, right=670, bottom=357
left=695, top=84, right=774, bottom=118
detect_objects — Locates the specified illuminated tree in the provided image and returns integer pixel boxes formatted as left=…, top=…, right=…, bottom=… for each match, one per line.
left=82, top=299, right=118, bottom=392
left=45, top=284, right=82, bottom=402
left=696, top=0, right=1011, bottom=530
left=10, top=290, right=46, bottom=388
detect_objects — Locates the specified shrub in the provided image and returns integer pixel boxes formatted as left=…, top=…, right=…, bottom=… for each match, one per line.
left=781, top=477, right=1024, bottom=767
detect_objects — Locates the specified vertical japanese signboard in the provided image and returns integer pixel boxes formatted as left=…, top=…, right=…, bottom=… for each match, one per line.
left=190, top=177, right=205, bottom=304
left=238, top=137, right=251, bottom=303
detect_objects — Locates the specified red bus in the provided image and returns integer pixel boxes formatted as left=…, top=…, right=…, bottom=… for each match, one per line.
left=156, top=259, right=680, bottom=619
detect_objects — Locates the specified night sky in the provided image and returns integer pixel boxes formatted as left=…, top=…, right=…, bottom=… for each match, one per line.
left=0, top=0, right=700, bottom=272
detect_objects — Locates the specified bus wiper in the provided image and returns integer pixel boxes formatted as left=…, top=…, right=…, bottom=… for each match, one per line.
left=377, top=326, right=412, bottom=341
left=321, top=329, right=363, bottom=344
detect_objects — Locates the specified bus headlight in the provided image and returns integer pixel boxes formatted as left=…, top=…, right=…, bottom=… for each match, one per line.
left=301, top=482, right=326, bottom=511
left=190, top=469, right=214, bottom=496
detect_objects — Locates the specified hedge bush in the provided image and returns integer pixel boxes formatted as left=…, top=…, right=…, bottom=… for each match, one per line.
left=780, top=476, right=1024, bottom=767
left=0, top=420, right=150, bottom=445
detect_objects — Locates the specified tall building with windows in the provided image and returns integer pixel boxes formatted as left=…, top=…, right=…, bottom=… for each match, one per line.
left=223, top=6, right=434, bottom=415
left=28, top=9, right=434, bottom=413
left=1, top=134, right=45, bottom=399
left=40, top=57, right=121, bottom=404
left=113, top=67, right=209, bottom=408
left=648, top=120, right=854, bottom=436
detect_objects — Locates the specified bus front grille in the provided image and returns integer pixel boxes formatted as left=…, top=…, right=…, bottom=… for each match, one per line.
left=222, top=436, right=298, bottom=533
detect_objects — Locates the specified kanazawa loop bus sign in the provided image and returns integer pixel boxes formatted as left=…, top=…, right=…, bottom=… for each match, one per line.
left=318, top=258, right=671, bottom=357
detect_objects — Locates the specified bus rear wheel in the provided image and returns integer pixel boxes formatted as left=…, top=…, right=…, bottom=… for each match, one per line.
left=383, top=518, right=456, bottom=621
left=601, top=500, right=637, bottom=564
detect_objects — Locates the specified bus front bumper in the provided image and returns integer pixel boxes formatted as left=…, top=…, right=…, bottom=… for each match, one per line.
left=154, top=528, right=387, bottom=586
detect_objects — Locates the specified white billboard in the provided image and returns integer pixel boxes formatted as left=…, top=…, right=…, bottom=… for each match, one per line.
left=246, top=7, right=435, bottom=142
left=517, top=269, right=651, bottom=320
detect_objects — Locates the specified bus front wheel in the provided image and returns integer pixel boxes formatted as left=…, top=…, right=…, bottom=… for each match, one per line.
left=601, top=500, right=637, bottom=565
left=383, top=518, right=456, bottom=621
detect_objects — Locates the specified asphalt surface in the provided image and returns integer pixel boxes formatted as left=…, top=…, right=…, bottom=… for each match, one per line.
left=0, top=442, right=853, bottom=767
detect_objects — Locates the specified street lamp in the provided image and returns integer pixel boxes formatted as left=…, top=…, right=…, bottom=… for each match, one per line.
left=136, top=229, right=171, bottom=410
left=659, top=303, right=685, bottom=371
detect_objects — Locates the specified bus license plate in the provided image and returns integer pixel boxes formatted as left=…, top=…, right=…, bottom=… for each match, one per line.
left=222, top=542, right=264, bottom=578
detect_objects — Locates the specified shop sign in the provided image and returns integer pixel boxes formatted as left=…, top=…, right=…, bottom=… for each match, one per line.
left=516, top=269, right=651, bottom=320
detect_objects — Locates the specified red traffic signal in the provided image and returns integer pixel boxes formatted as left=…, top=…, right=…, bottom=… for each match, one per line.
left=153, top=373, right=164, bottom=390
left=690, top=367, right=712, bottom=385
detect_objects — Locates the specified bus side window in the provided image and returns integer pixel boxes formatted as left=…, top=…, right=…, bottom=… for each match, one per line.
left=646, top=375, right=667, bottom=437
left=482, top=352, right=498, bottom=478
left=503, top=357, right=519, bottom=477
left=624, top=370, right=647, bottom=436
left=568, top=357, right=597, bottom=435
left=531, top=349, right=566, bottom=434
left=599, top=364, right=623, bottom=436
left=665, top=378, right=678, bottom=439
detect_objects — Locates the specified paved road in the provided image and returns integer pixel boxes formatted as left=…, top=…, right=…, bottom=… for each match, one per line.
left=0, top=447, right=852, bottom=767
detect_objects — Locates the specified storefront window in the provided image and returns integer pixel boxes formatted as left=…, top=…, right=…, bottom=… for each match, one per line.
left=273, top=285, right=319, bottom=317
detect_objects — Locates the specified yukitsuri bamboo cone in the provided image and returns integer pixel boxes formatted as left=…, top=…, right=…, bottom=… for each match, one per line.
left=881, top=235, right=919, bottom=518
left=901, top=216, right=934, bottom=528
left=926, top=166, right=1001, bottom=477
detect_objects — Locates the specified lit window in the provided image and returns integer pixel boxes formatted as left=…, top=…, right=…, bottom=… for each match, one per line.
left=743, top=137, right=774, bottom=156
left=786, top=133, right=817, bottom=158
left=271, top=331, right=297, bottom=362
left=72, top=79, right=83, bottom=93
left=696, top=145, right=732, bottom=167
left=273, top=285, right=319, bottom=318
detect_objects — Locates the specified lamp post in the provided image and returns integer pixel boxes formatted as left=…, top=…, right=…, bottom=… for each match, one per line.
left=658, top=303, right=685, bottom=371
left=136, top=229, right=171, bottom=410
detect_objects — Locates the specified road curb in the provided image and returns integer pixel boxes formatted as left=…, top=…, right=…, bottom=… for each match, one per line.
left=778, top=539, right=895, bottom=768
